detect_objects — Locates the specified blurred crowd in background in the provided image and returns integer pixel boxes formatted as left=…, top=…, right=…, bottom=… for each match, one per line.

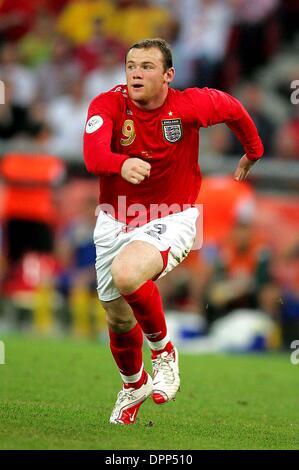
left=0, top=0, right=298, bottom=351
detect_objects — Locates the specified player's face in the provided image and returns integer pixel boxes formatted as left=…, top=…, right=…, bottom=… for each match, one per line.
left=126, top=47, right=174, bottom=108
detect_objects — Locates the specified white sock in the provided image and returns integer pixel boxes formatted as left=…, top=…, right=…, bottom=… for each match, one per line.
left=146, top=333, right=170, bottom=351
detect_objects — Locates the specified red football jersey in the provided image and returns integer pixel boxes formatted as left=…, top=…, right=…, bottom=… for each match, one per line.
left=83, top=85, right=263, bottom=224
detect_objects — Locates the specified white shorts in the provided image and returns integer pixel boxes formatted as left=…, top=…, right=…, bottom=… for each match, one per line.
left=94, top=207, right=199, bottom=302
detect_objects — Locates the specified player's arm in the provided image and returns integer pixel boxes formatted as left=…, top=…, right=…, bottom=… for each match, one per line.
left=83, top=99, right=150, bottom=184
left=192, top=88, right=264, bottom=180
left=83, top=100, right=128, bottom=176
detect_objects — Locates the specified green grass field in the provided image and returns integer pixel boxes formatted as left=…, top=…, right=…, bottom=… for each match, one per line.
left=0, top=334, right=299, bottom=450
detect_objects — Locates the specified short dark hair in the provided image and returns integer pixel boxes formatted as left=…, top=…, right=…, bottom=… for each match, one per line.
left=126, top=38, right=173, bottom=71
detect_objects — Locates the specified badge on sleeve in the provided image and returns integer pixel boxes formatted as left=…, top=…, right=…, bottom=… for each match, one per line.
left=162, top=118, right=183, bottom=143
left=85, top=115, right=103, bottom=133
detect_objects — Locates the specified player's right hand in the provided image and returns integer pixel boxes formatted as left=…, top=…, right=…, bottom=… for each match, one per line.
left=121, top=158, right=151, bottom=185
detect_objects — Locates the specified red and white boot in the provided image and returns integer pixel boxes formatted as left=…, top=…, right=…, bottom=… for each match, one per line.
left=109, top=373, right=153, bottom=424
left=152, top=347, right=180, bottom=404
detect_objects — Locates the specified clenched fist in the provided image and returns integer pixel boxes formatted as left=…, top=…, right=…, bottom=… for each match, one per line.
left=121, top=158, right=151, bottom=184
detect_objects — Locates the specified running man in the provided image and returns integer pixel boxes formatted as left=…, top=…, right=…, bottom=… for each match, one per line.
left=83, top=38, right=263, bottom=424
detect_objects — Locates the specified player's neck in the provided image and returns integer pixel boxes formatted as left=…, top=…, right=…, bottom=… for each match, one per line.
left=131, top=88, right=169, bottom=111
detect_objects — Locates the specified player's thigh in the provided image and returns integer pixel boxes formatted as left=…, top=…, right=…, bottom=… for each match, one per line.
left=111, top=240, right=164, bottom=289
left=100, top=296, right=136, bottom=333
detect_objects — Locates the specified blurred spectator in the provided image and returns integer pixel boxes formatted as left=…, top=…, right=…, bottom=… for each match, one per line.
left=36, top=35, right=82, bottom=101
left=0, top=0, right=37, bottom=43
left=106, top=0, right=174, bottom=47
left=205, top=217, right=273, bottom=323
left=55, top=194, right=101, bottom=337
left=26, top=99, right=49, bottom=131
left=0, top=83, right=51, bottom=152
left=172, top=0, right=233, bottom=88
left=278, top=0, right=299, bottom=44
left=154, top=14, right=180, bottom=45
left=0, top=0, right=69, bottom=43
left=56, top=195, right=97, bottom=295
left=257, top=282, right=281, bottom=320
left=84, top=46, right=126, bottom=99
left=6, top=98, right=52, bottom=155
left=0, top=42, right=37, bottom=107
left=273, top=108, right=299, bottom=160
left=197, top=176, right=257, bottom=245
left=218, top=218, right=272, bottom=286
left=226, top=82, right=277, bottom=156
left=57, top=0, right=114, bottom=45
left=273, top=237, right=299, bottom=348
left=0, top=152, right=65, bottom=333
left=230, top=0, right=280, bottom=78
left=0, top=81, right=29, bottom=140
left=8, top=98, right=52, bottom=154
left=8, top=123, right=52, bottom=156
left=17, top=12, right=56, bottom=68
left=201, top=124, right=231, bottom=161
left=46, top=77, right=89, bottom=159
left=75, top=17, right=125, bottom=74
left=0, top=153, right=65, bottom=265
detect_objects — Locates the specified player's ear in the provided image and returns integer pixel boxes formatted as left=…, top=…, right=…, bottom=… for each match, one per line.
left=165, top=67, right=175, bottom=84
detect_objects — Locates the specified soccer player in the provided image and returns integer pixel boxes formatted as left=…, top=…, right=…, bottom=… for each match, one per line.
left=83, top=38, right=264, bottom=424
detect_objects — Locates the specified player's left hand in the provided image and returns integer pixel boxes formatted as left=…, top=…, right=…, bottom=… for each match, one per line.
left=234, top=154, right=256, bottom=181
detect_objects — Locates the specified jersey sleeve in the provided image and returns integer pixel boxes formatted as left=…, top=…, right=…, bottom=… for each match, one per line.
left=83, top=93, right=129, bottom=176
left=187, top=88, right=264, bottom=161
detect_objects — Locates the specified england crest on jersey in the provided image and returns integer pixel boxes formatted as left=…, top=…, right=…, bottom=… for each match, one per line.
left=162, top=118, right=183, bottom=143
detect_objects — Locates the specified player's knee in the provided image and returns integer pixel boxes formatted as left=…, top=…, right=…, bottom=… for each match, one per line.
left=111, top=259, right=139, bottom=294
left=106, top=315, right=135, bottom=333
left=100, top=298, right=135, bottom=332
